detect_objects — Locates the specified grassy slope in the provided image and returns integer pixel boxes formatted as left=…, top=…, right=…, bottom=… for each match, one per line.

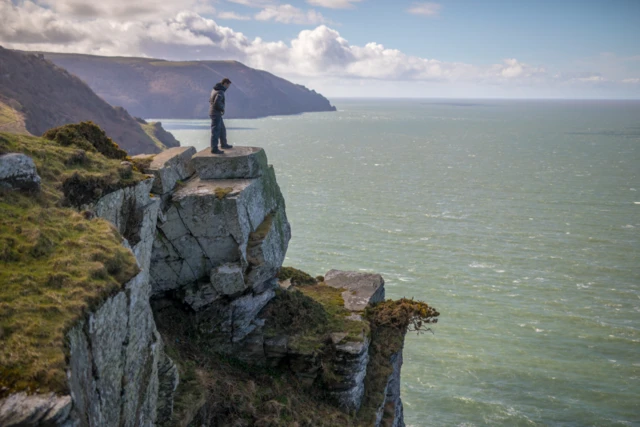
left=0, top=131, right=146, bottom=397
left=0, top=100, right=29, bottom=135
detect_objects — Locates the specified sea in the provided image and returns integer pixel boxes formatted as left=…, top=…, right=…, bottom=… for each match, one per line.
left=159, top=99, right=639, bottom=426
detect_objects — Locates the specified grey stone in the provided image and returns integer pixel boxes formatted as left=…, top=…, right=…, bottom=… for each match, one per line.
left=134, top=146, right=196, bottom=194
left=191, top=146, right=268, bottom=180
left=0, top=393, right=72, bottom=426
left=325, top=270, right=385, bottom=311
left=230, top=289, right=275, bottom=342
left=210, top=262, right=247, bottom=296
left=0, top=153, right=41, bottom=191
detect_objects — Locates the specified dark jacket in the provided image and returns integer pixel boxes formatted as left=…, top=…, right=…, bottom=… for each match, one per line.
left=209, top=83, right=227, bottom=116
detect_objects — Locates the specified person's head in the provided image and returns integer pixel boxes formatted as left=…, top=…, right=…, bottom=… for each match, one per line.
left=221, top=78, right=232, bottom=89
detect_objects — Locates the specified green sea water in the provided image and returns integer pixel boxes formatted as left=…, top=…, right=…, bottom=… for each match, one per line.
left=161, top=99, right=639, bottom=426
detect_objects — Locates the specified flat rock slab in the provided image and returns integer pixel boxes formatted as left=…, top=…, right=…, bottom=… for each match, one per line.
left=191, top=147, right=267, bottom=180
left=133, top=146, right=196, bottom=194
left=324, top=270, right=385, bottom=311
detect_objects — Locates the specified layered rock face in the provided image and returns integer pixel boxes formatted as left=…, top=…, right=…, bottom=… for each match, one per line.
left=149, top=147, right=291, bottom=356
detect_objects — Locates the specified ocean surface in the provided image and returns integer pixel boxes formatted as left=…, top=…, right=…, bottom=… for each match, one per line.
left=159, top=99, right=639, bottom=426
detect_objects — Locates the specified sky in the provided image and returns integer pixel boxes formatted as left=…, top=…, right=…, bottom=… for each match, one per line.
left=1, top=0, right=639, bottom=98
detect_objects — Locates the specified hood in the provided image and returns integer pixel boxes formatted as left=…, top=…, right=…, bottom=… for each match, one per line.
left=214, top=82, right=227, bottom=91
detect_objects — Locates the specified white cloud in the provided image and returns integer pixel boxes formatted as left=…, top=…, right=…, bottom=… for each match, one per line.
left=407, top=2, right=441, bottom=17
left=306, top=0, right=362, bottom=9
left=226, top=0, right=275, bottom=8
left=255, top=4, right=326, bottom=25
left=217, top=11, right=252, bottom=20
left=38, top=0, right=214, bottom=19
left=1, top=1, right=635, bottom=98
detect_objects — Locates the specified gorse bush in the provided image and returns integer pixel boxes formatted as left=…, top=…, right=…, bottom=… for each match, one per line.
left=43, top=121, right=128, bottom=160
left=277, top=266, right=317, bottom=286
left=366, top=298, right=439, bottom=334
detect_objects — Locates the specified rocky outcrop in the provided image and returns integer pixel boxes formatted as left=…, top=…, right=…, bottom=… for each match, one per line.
left=0, top=143, right=411, bottom=426
left=0, top=153, right=41, bottom=192
left=150, top=147, right=291, bottom=360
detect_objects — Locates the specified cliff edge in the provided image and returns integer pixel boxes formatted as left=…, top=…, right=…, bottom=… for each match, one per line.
left=0, top=128, right=438, bottom=426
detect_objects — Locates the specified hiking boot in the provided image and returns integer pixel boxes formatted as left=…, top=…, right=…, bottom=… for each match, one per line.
left=221, top=143, right=233, bottom=149
left=211, top=147, right=224, bottom=154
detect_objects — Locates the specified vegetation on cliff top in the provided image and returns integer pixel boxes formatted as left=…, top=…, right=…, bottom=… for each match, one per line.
left=0, top=129, right=146, bottom=397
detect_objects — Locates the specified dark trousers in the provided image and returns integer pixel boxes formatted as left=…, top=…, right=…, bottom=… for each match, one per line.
left=210, top=113, right=227, bottom=149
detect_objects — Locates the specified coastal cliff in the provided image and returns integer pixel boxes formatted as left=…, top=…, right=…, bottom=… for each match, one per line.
left=39, top=52, right=337, bottom=119
left=0, top=126, right=437, bottom=426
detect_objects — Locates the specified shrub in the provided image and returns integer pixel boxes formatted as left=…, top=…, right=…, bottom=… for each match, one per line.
left=277, top=266, right=317, bottom=286
left=366, top=298, right=439, bottom=334
left=43, top=121, right=128, bottom=160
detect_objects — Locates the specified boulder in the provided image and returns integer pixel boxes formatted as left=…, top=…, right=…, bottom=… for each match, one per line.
left=0, top=153, right=41, bottom=192
left=191, top=147, right=268, bottom=180
left=324, top=270, right=385, bottom=311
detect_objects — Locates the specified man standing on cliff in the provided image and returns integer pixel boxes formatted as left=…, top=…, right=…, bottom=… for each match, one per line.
left=209, top=78, right=233, bottom=154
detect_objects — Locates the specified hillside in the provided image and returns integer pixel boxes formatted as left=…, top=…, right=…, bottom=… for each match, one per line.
left=40, top=52, right=337, bottom=119
left=0, top=47, right=178, bottom=155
